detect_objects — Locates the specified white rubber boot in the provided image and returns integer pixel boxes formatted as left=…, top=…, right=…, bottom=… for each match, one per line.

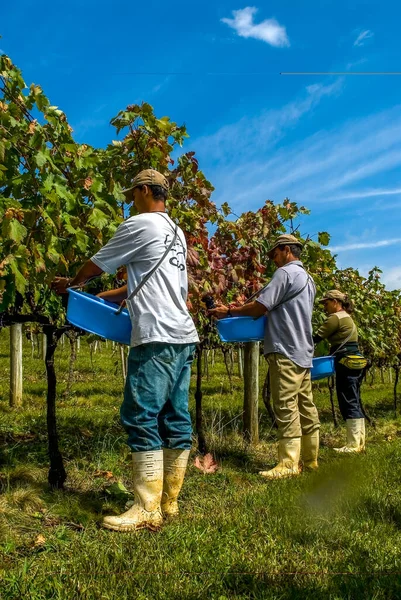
left=334, top=419, right=365, bottom=453
left=259, top=438, right=301, bottom=479
left=301, top=430, right=319, bottom=471
left=360, top=418, right=366, bottom=451
left=161, top=448, right=190, bottom=517
left=102, top=450, right=163, bottom=532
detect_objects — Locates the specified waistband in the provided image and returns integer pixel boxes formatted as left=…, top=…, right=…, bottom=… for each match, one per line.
left=331, top=341, right=360, bottom=357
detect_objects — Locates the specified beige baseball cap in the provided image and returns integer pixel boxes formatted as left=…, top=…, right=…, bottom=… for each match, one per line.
left=267, top=234, right=303, bottom=258
left=318, top=290, right=346, bottom=303
left=123, top=168, right=169, bottom=199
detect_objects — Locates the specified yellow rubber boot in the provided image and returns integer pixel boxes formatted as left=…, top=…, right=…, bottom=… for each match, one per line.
left=259, top=438, right=301, bottom=479
left=301, top=430, right=319, bottom=470
left=102, top=450, right=163, bottom=532
left=161, top=448, right=190, bottom=518
left=334, top=419, right=365, bottom=453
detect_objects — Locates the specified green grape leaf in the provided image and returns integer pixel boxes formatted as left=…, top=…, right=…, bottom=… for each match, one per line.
left=318, top=232, right=331, bottom=246
left=8, top=219, right=27, bottom=243
left=88, top=208, right=109, bottom=230
left=9, top=258, right=27, bottom=294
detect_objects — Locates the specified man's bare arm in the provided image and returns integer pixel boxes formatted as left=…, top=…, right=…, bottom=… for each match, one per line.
left=97, top=285, right=128, bottom=305
left=52, top=260, right=103, bottom=294
left=209, top=300, right=267, bottom=319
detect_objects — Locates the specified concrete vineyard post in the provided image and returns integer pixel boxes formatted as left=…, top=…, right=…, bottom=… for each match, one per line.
left=243, top=341, right=259, bottom=444
left=10, top=324, right=23, bottom=407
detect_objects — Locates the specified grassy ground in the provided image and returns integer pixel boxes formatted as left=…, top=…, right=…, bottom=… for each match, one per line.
left=1, top=330, right=401, bottom=599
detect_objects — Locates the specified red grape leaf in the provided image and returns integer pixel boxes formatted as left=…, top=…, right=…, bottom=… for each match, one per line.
left=193, top=453, right=219, bottom=474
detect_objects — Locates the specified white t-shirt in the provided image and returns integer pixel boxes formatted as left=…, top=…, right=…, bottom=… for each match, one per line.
left=91, top=212, right=199, bottom=348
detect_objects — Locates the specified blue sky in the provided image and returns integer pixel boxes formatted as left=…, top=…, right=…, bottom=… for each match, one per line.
left=1, top=1, right=401, bottom=288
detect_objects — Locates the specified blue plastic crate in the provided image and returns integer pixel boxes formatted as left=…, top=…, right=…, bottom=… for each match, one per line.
left=66, top=289, right=132, bottom=345
left=311, top=356, right=335, bottom=381
left=216, top=316, right=267, bottom=343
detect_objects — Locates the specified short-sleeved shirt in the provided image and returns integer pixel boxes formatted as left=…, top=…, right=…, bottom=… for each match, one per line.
left=256, top=261, right=316, bottom=368
left=91, top=212, right=199, bottom=348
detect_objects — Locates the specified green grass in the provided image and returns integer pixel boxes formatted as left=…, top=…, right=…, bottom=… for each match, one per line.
left=1, top=330, right=401, bottom=599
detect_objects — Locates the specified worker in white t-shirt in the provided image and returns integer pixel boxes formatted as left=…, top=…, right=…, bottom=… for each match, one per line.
left=53, top=169, right=199, bottom=531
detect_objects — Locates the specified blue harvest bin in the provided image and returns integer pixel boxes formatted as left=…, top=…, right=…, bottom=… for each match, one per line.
left=311, top=356, right=335, bottom=381
left=66, top=289, right=132, bottom=345
left=216, top=316, right=267, bottom=343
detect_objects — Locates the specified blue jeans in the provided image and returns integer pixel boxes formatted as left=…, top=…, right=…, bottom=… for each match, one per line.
left=120, top=343, right=196, bottom=452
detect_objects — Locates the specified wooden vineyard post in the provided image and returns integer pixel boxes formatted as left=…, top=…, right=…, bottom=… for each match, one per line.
left=328, top=375, right=339, bottom=427
left=394, top=362, right=400, bottom=417
left=238, top=346, right=244, bottom=379
left=10, top=323, right=23, bottom=407
left=64, top=331, right=78, bottom=397
left=41, top=332, right=47, bottom=362
left=195, top=345, right=207, bottom=454
left=243, top=342, right=259, bottom=444
left=120, top=345, right=127, bottom=384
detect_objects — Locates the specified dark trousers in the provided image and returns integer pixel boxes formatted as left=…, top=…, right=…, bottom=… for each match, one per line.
left=335, top=361, right=364, bottom=420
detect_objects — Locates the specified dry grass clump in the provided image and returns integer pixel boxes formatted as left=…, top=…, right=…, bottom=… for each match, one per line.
left=2, top=464, right=45, bottom=487
left=0, top=485, right=45, bottom=541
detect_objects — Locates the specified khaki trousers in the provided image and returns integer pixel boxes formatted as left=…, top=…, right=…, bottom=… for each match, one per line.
left=267, top=353, right=320, bottom=439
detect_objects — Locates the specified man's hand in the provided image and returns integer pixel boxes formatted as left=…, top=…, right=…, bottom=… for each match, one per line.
left=96, top=285, right=128, bottom=305
left=209, top=300, right=267, bottom=320
left=51, top=260, right=103, bottom=296
left=208, top=304, right=230, bottom=320
left=52, top=277, right=71, bottom=295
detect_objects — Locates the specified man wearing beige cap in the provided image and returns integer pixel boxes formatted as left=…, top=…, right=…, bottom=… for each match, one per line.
left=210, top=234, right=320, bottom=478
left=53, top=169, right=199, bottom=531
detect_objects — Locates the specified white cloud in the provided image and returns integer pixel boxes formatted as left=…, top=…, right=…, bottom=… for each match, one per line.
left=151, top=76, right=172, bottom=94
left=190, top=68, right=400, bottom=289
left=331, top=188, right=401, bottom=200
left=194, top=78, right=343, bottom=165
left=330, top=238, right=401, bottom=252
left=380, top=266, right=401, bottom=291
left=221, top=7, right=290, bottom=47
left=353, top=30, right=374, bottom=47
left=345, top=58, right=368, bottom=70
left=193, top=101, right=401, bottom=212
left=191, top=78, right=401, bottom=296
